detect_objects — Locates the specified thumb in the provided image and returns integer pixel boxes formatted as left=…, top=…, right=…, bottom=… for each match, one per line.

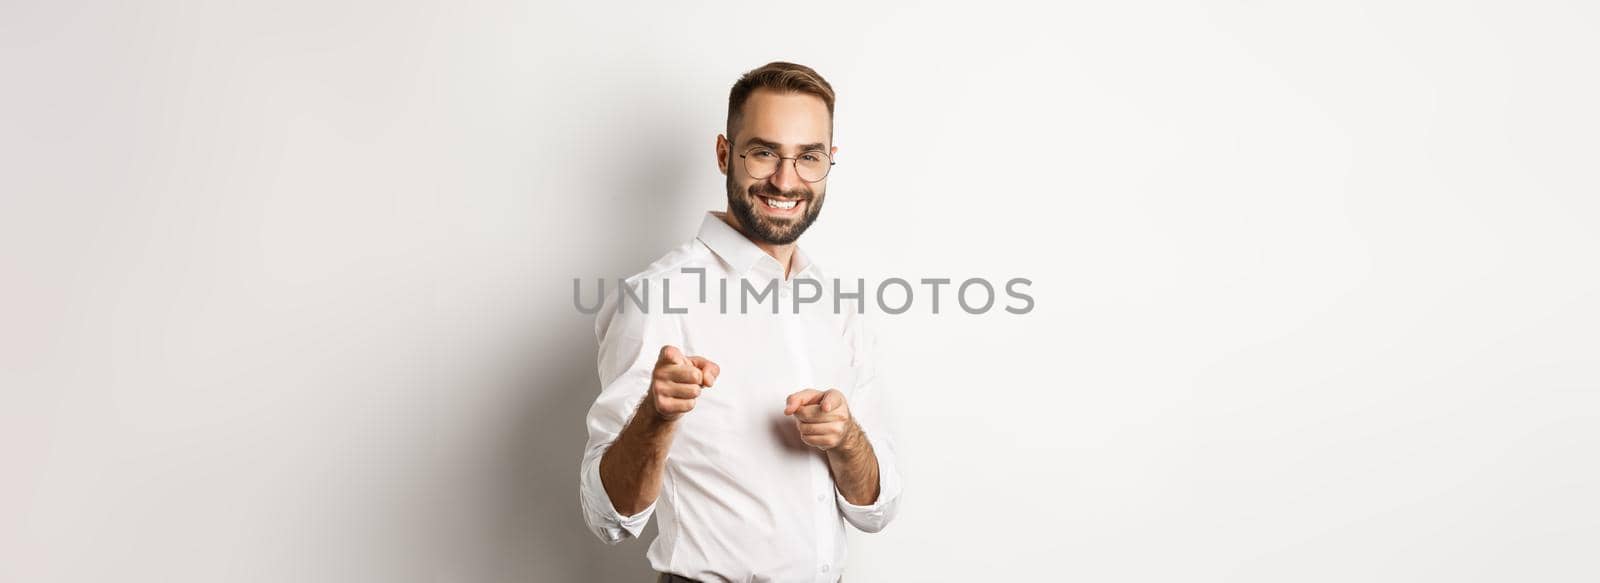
left=657, top=345, right=685, bottom=366
left=820, top=389, right=844, bottom=412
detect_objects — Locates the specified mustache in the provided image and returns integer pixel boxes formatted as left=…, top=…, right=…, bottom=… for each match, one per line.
left=747, top=182, right=812, bottom=201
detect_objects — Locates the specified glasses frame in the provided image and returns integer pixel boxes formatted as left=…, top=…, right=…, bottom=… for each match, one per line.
left=737, top=146, right=836, bottom=183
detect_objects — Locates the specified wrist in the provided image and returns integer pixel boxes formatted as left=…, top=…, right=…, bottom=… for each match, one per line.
left=634, top=397, right=679, bottom=432
left=832, top=420, right=869, bottom=457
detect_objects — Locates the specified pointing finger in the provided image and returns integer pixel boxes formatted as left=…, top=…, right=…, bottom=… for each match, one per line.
left=688, top=356, right=720, bottom=387
left=785, top=389, right=824, bottom=415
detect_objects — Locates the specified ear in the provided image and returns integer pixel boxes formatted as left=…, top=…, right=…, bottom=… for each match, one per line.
left=716, top=134, right=730, bottom=175
left=830, top=145, right=838, bottom=158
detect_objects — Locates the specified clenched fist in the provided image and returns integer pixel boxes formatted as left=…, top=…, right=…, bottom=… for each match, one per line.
left=646, top=345, right=720, bottom=421
left=784, top=388, right=863, bottom=451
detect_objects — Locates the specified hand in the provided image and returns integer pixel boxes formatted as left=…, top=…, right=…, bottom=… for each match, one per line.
left=646, top=345, right=719, bottom=422
left=784, top=388, right=862, bottom=452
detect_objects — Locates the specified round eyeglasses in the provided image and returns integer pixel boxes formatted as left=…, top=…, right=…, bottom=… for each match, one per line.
left=738, top=147, right=835, bottom=183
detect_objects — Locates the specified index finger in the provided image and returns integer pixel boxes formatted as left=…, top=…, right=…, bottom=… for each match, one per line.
left=687, top=356, right=720, bottom=387
left=785, top=389, right=825, bottom=415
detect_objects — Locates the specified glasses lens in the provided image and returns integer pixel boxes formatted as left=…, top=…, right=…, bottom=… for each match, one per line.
left=744, top=149, right=780, bottom=179
left=795, top=151, right=831, bottom=182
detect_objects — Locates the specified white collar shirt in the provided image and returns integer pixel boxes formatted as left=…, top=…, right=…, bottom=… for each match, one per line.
left=579, top=212, right=903, bottom=583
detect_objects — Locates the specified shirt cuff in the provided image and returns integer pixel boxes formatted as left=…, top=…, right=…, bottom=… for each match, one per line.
left=580, top=444, right=657, bottom=544
left=833, top=431, right=902, bottom=532
left=834, top=464, right=900, bottom=512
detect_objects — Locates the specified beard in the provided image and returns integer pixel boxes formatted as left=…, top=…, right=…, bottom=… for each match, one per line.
left=725, top=173, right=826, bottom=246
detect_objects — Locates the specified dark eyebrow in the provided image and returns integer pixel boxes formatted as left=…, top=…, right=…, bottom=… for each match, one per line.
left=741, top=137, right=828, bottom=153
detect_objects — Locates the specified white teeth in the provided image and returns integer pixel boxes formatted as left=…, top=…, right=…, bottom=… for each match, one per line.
left=763, top=197, right=798, bottom=209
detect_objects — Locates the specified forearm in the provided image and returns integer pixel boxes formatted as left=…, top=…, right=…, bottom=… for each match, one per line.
left=598, top=401, right=677, bottom=516
left=825, top=421, right=880, bottom=506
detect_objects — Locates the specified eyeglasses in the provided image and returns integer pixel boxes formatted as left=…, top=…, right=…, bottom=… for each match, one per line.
left=738, top=147, right=835, bottom=183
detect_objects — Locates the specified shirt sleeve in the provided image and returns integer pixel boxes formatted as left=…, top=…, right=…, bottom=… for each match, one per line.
left=834, top=312, right=904, bottom=533
left=578, top=280, right=680, bottom=544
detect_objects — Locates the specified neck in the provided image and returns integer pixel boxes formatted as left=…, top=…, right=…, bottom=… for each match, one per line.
left=717, top=210, right=797, bottom=278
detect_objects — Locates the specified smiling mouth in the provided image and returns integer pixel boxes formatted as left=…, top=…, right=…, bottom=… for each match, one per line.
left=757, top=194, right=803, bottom=211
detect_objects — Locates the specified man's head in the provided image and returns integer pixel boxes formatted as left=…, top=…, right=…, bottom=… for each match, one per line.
left=716, top=62, right=836, bottom=246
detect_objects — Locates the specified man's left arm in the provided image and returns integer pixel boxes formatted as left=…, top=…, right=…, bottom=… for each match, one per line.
left=826, top=421, right=881, bottom=505
left=784, top=317, right=903, bottom=532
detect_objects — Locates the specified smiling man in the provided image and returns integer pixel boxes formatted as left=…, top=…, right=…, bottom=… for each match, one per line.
left=578, top=62, right=903, bottom=582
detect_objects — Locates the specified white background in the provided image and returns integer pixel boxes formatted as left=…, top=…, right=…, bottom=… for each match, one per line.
left=3, top=1, right=1597, bottom=581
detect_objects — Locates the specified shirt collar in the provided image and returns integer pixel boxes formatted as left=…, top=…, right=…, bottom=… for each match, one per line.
left=697, top=211, right=815, bottom=278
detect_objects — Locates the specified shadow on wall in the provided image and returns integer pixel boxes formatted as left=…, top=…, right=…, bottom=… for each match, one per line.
left=509, top=331, right=660, bottom=582
left=502, top=110, right=704, bottom=581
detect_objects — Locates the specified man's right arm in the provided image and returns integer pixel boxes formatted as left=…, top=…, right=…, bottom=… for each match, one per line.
left=598, top=345, right=718, bottom=515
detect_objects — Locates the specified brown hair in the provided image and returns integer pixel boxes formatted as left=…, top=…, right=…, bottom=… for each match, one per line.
left=726, top=61, right=835, bottom=140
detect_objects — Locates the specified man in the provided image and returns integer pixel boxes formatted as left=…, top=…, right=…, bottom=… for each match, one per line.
left=578, top=62, right=903, bottom=582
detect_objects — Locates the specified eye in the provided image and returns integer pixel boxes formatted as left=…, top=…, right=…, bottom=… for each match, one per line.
left=800, top=152, right=825, bottom=162
left=750, top=149, right=777, bottom=158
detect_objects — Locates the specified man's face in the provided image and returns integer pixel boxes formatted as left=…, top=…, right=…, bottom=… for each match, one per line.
left=718, top=89, right=836, bottom=246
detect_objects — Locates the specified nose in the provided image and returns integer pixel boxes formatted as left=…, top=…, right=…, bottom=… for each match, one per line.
left=769, top=157, right=804, bottom=193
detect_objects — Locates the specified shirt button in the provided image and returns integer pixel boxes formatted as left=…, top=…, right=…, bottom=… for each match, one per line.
left=820, top=564, right=830, bottom=573
left=817, top=494, right=827, bottom=503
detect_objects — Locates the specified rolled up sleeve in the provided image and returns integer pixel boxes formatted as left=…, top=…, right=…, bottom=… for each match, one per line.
left=835, top=424, right=903, bottom=533
left=834, top=312, right=904, bottom=533
left=577, top=280, right=678, bottom=544
left=579, top=435, right=656, bottom=544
